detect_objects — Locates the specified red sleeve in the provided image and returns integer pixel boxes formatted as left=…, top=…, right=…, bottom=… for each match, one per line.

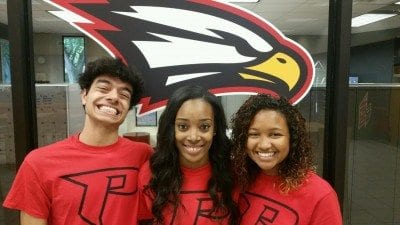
left=3, top=157, right=50, bottom=219
left=137, top=161, right=154, bottom=220
left=137, top=143, right=154, bottom=167
left=309, top=190, right=343, bottom=225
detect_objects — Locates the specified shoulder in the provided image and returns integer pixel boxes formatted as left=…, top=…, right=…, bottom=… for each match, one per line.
left=302, top=172, right=336, bottom=196
left=120, top=138, right=153, bottom=157
left=120, top=137, right=152, bottom=151
left=306, top=172, right=334, bottom=189
left=304, top=174, right=342, bottom=224
left=14, top=138, right=72, bottom=180
left=24, top=137, right=72, bottom=162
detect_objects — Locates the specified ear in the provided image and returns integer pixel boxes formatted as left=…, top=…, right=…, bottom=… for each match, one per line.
left=80, top=89, right=88, bottom=106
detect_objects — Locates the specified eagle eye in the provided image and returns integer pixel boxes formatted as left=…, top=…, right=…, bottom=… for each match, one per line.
left=277, top=58, right=287, bottom=64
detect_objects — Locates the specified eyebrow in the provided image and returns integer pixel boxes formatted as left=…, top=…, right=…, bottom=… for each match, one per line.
left=95, top=79, right=111, bottom=85
left=175, top=118, right=213, bottom=122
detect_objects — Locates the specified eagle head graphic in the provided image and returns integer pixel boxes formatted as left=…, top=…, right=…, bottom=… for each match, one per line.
left=44, top=0, right=314, bottom=115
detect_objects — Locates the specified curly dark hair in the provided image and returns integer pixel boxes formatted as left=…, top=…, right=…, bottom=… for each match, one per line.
left=231, top=94, right=314, bottom=193
left=147, top=85, right=238, bottom=224
left=78, top=57, right=144, bottom=109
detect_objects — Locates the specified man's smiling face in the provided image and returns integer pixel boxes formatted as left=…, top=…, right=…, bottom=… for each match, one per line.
left=81, top=75, right=133, bottom=128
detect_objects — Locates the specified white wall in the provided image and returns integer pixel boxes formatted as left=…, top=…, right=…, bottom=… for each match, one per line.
left=33, top=33, right=109, bottom=83
left=119, top=109, right=163, bottom=147
left=34, top=33, right=64, bottom=83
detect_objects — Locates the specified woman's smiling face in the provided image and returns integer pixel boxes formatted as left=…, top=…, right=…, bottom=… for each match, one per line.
left=246, top=109, right=290, bottom=176
left=175, top=98, right=215, bottom=169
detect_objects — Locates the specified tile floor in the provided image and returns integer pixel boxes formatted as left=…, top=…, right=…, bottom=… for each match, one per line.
left=347, top=140, right=400, bottom=225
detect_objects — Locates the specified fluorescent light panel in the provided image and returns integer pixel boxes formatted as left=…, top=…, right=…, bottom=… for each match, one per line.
left=351, top=13, right=397, bottom=27
left=396, top=1, right=400, bottom=5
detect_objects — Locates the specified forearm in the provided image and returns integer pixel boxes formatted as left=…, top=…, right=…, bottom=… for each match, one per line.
left=20, top=211, right=47, bottom=225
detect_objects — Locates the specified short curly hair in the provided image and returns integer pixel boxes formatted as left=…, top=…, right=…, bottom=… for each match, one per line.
left=78, top=57, right=144, bottom=109
left=230, top=94, right=314, bottom=193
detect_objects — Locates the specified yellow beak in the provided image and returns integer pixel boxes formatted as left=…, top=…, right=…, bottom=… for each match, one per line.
left=239, top=52, right=300, bottom=90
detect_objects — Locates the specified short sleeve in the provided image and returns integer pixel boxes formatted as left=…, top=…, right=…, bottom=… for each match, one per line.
left=3, top=158, right=50, bottom=219
left=309, top=190, right=343, bottom=225
left=137, top=162, right=154, bottom=220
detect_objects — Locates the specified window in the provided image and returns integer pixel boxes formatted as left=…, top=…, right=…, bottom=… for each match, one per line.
left=63, top=36, right=85, bottom=83
left=0, top=39, right=10, bottom=84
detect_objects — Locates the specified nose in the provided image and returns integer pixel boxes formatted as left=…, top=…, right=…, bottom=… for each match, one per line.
left=258, top=136, right=271, bottom=149
left=187, top=128, right=200, bottom=142
left=106, top=89, right=118, bottom=102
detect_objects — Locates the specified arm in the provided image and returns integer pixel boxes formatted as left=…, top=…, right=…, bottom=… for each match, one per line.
left=137, top=162, right=155, bottom=222
left=20, top=211, right=47, bottom=225
left=309, top=191, right=343, bottom=225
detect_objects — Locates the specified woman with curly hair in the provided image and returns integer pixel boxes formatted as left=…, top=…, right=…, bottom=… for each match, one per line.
left=231, top=94, right=342, bottom=225
left=138, top=85, right=238, bottom=225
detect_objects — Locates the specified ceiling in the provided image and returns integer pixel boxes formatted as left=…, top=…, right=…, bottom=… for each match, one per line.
left=0, top=0, right=399, bottom=35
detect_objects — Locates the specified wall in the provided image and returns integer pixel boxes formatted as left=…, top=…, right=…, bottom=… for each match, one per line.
left=350, top=40, right=394, bottom=83
left=290, top=35, right=329, bottom=55
left=351, top=28, right=400, bottom=48
left=221, top=95, right=249, bottom=127
left=120, top=109, right=161, bottom=147
left=34, top=33, right=64, bottom=83
left=33, top=33, right=108, bottom=83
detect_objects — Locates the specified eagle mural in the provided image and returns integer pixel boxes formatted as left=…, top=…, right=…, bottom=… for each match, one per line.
left=44, top=0, right=314, bottom=114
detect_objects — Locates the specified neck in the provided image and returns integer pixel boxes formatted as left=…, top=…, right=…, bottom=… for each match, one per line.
left=79, top=121, right=119, bottom=146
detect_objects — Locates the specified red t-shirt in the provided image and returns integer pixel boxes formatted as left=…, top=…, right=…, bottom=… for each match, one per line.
left=3, top=134, right=152, bottom=225
left=238, top=172, right=343, bottom=225
left=139, top=162, right=230, bottom=225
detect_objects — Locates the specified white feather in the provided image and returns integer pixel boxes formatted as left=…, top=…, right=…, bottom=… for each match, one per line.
left=113, top=6, right=273, bottom=53
left=48, top=10, right=92, bottom=24
left=166, top=72, right=220, bottom=86
left=132, top=33, right=256, bottom=68
left=44, top=0, right=116, bottom=58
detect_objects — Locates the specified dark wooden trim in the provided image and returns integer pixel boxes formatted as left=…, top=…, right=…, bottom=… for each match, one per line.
left=7, top=0, right=38, bottom=168
left=324, top=0, right=353, bottom=207
left=0, top=23, right=8, bottom=40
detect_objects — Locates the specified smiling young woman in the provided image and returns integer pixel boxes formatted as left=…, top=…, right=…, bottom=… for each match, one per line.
left=231, top=94, right=343, bottom=225
left=138, top=85, right=239, bottom=225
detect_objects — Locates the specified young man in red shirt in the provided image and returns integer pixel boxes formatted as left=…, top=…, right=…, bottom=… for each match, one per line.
left=4, top=57, right=152, bottom=225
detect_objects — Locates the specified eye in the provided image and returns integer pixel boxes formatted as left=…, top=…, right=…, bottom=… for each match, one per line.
left=119, top=91, right=131, bottom=99
left=176, top=123, right=188, bottom=131
left=97, top=85, right=109, bottom=92
left=199, top=123, right=211, bottom=132
left=270, top=132, right=283, bottom=138
left=248, top=132, right=259, bottom=138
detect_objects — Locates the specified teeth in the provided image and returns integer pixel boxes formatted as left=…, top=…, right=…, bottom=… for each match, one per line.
left=186, top=146, right=202, bottom=153
left=257, top=151, right=274, bottom=158
left=99, top=106, right=118, bottom=115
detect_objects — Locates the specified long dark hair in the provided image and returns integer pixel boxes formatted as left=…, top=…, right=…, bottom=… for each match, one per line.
left=147, top=85, right=238, bottom=224
left=231, top=94, right=314, bottom=193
